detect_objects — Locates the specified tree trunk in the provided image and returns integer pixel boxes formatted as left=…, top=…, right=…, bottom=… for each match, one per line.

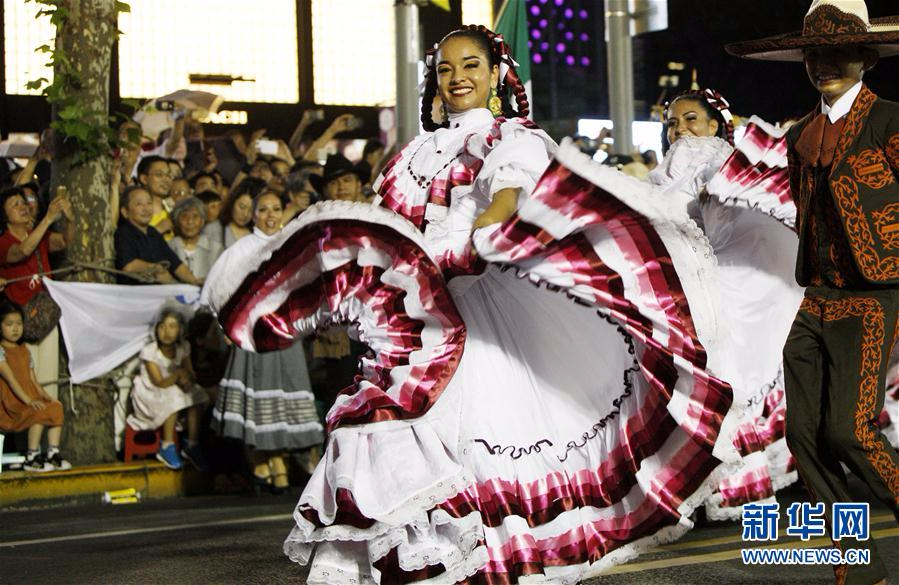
left=51, top=0, right=118, bottom=465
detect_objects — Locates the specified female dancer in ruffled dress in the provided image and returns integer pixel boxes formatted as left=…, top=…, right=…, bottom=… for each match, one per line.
left=204, top=190, right=324, bottom=493
left=651, top=89, right=805, bottom=519
left=205, top=26, right=740, bottom=583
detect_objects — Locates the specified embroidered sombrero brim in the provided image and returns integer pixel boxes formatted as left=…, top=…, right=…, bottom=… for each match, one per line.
left=726, top=17, right=899, bottom=61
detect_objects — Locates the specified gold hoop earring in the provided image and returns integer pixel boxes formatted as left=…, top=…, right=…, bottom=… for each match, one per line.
left=488, top=87, right=503, bottom=117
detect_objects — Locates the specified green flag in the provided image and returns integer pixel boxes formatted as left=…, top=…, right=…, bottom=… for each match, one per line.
left=494, top=0, right=532, bottom=117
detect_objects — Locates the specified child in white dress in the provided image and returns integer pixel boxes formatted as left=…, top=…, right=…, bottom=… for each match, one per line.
left=127, top=305, right=208, bottom=470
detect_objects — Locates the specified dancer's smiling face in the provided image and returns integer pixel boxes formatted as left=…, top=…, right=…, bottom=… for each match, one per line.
left=436, top=35, right=499, bottom=115
left=666, top=98, right=719, bottom=145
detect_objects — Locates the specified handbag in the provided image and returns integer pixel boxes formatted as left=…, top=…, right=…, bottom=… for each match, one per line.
left=21, top=248, right=61, bottom=344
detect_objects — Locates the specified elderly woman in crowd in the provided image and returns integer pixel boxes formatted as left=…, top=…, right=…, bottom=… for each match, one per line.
left=167, top=197, right=223, bottom=283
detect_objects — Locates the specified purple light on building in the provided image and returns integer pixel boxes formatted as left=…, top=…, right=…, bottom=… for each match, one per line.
left=539, top=18, right=548, bottom=28
left=528, top=40, right=533, bottom=48
left=564, top=8, right=573, bottom=18
left=557, top=22, right=565, bottom=30
left=539, top=0, right=547, bottom=4
left=554, top=0, right=564, bottom=6
left=532, top=29, right=541, bottom=39
left=533, top=52, right=543, bottom=63
left=555, top=42, right=566, bottom=53
left=565, top=55, right=575, bottom=66
left=530, top=5, right=540, bottom=16
left=565, top=31, right=574, bottom=41
left=581, top=56, right=591, bottom=67
left=579, top=9, right=588, bottom=19
left=540, top=41, right=549, bottom=51
left=580, top=32, right=589, bottom=42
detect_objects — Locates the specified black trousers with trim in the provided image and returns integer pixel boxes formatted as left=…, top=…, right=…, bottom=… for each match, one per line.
left=783, top=286, right=899, bottom=585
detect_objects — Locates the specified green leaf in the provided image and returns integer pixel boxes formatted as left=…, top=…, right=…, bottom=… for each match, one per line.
left=35, top=44, right=52, bottom=54
left=115, top=1, right=131, bottom=13
left=58, top=104, right=84, bottom=120
left=25, top=77, right=49, bottom=90
left=125, top=127, right=142, bottom=144
left=120, top=98, right=141, bottom=111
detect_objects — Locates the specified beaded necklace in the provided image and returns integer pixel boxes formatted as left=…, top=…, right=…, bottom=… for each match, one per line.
left=405, top=137, right=461, bottom=190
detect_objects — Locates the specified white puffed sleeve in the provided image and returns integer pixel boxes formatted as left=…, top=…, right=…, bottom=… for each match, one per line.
left=475, top=126, right=555, bottom=204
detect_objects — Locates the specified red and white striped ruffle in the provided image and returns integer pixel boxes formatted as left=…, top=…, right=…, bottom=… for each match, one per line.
left=205, top=201, right=467, bottom=430
left=706, top=115, right=796, bottom=229
left=705, top=373, right=797, bottom=519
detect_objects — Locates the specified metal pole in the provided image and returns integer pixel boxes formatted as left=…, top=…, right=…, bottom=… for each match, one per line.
left=395, top=0, right=422, bottom=146
left=605, top=0, right=634, bottom=155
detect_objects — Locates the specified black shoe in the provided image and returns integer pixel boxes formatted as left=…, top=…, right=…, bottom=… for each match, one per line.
left=271, top=473, right=289, bottom=496
left=46, top=452, right=72, bottom=471
left=23, top=453, right=52, bottom=472
left=252, top=474, right=272, bottom=496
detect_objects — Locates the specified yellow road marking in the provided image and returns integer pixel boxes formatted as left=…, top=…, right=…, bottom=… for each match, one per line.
left=659, top=513, right=895, bottom=552
left=605, top=527, right=899, bottom=575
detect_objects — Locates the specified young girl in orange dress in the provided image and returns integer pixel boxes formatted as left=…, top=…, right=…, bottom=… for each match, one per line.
left=0, top=301, right=70, bottom=472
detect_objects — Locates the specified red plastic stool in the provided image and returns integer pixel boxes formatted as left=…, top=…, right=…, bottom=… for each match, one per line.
left=123, top=425, right=178, bottom=463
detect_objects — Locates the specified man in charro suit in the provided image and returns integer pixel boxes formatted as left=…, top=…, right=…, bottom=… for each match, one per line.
left=728, top=1, right=898, bottom=584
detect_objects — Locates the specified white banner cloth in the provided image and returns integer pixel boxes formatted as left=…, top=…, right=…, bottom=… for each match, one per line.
left=43, top=279, right=200, bottom=383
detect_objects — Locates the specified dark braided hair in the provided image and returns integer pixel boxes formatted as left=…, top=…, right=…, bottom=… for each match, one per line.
left=663, top=88, right=735, bottom=147
left=421, top=25, right=530, bottom=132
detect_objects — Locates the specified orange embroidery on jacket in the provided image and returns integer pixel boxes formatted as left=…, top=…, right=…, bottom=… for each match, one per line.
left=831, top=176, right=899, bottom=281
left=887, top=134, right=899, bottom=173
left=799, top=296, right=822, bottom=317
left=831, top=87, right=876, bottom=172
left=872, top=203, right=899, bottom=251
left=848, top=149, right=893, bottom=190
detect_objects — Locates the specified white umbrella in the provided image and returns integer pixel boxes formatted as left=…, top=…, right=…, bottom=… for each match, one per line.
left=133, top=89, right=224, bottom=141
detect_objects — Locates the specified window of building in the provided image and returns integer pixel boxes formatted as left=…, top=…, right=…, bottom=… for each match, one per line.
left=118, top=0, right=300, bottom=103
left=311, top=0, right=395, bottom=106
left=4, top=0, right=55, bottom=95
left=461, top=0, right=493, bottom=27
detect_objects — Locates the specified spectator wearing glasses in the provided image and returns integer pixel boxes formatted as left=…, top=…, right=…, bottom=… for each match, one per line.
left=170, top=177, right=192, bottom=205
left=136, top=156, right=175, bottom=239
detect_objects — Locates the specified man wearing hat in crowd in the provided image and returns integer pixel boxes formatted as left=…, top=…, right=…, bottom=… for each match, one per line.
left=310, top=153, right=370, bottom=202
left=728, top=2, right=898, bottom=584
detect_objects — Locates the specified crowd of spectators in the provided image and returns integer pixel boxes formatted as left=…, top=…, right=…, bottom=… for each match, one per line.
left=0, top=105, right=388, bottom=487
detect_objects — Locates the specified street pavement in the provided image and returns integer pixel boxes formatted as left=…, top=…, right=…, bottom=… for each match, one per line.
left=0, top=479, right=895, bottom=584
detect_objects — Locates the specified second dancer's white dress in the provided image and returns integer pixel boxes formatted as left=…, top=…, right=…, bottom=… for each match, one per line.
left=647, top=124, right=805, bottom=519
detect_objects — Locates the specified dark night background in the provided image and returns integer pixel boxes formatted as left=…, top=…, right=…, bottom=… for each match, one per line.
left=1, top=0, right=895, bottom=138
left=523, top=0, right=899, bottom=124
